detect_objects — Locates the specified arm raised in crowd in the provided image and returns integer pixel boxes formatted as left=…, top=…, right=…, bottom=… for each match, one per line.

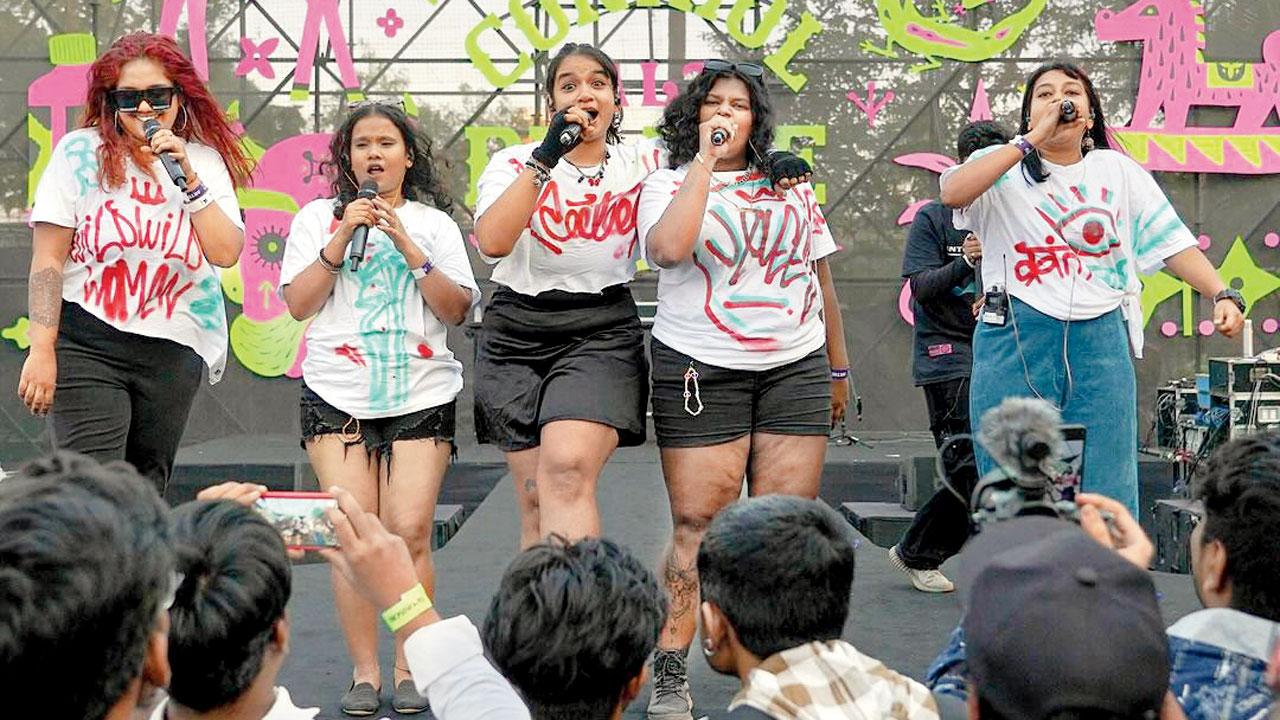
left=321, top=487, right=530, bottom=720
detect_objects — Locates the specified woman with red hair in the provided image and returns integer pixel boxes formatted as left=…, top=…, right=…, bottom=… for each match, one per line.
left=21, top=32, right=251, bottom=490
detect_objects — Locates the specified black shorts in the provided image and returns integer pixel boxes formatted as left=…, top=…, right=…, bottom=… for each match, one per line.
left=649, top=338, right=831, bottom=448
left=300, top=383, right=456, bottom=458
left=473, top=285, right=648, bottom=452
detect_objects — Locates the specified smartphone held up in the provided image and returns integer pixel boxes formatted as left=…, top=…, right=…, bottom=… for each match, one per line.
left=255, top=491, right=340, bottom=550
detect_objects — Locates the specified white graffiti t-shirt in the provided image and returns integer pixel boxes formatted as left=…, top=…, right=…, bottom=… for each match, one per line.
left=474, top=138, right=667, bottom=296
left=941, top=147, right=1197, bottom=357
left=279, top=198, right=479, bottom=419
left=637, top=166, right=836, bottom=371
left=30, top=128, right=242, bottom=383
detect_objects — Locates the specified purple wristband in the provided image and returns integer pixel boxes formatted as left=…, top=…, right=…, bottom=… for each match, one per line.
left=1011, top=135, right=1035, bottom=156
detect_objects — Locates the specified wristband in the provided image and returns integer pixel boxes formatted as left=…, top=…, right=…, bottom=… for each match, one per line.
left=183, top=192, right=214, bottom=214
left=694, top=152, right=716, bottom=173
left=381, top=583, right=433, bottom=632
left=830, top=367, right=850, bottom=380
left=183, top=182, right=209, bottom=203
left=525, top=158, right=551, bottom=188
left=411, top=258, right=434, bottom=280
left=1010, top=135, right=1035, bottom=156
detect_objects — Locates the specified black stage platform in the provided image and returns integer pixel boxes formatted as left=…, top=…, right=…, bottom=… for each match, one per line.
left=159, top=435, right=1204, bottom=719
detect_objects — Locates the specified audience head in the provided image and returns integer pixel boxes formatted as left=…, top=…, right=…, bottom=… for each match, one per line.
left=961, top=519, right=1168, bottom=719
left=0, top=451, right=175, bottom=720
left=166, top=500, right=292, bottom=713
left=483, top=535, right=665, bottom=720
left=957, top=120, right=1012, bottom=162
left=697, top=495, right=857, bottom=674
left=1192, top=432, right=1280, bottom=621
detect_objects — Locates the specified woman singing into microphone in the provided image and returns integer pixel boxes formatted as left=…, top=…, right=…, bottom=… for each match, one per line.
left=473, top=44, right=810, bottom=549
left=22, top=32, right=250, bottom=490
left=940, top=62, right=1243, bottom=515
left=636, top=59, right=849, bottom=717
left=279, top=101, right=477, bottom=716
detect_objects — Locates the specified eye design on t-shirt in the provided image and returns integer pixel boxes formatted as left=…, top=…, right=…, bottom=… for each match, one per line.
left=252, top=225, right=288, bottom=269
left=1033, top=185, right=1121, bottom=258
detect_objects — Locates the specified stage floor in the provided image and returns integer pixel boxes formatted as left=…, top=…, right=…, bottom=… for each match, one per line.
left=270, top=445, right=1203, bottom=720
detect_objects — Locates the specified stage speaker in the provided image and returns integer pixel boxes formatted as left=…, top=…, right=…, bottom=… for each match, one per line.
left=1152, top=498, right=1201, bottom=574
left=899, top=454, right=938, bottom=511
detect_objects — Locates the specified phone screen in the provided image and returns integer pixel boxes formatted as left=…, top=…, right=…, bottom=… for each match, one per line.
left=254, top=491, right=339, bottom=549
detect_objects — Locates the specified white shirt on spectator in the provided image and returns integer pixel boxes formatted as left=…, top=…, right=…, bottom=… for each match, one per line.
left=474, top=138, right=667, bottom=296
left=637, top=166, right=836, bottom=371
left=30, top=128, right=243, bottom=383
left=404, top=615, right=530, bottom=719
left=147, top=686, right=318, bottom=719
left=279, top=198, right=479, bottom=418
left=940, top=147, right=1196, bottom=357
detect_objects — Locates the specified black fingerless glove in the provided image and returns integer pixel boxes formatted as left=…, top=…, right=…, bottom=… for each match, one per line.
left=531, top=110, right=575, bottom=169
left=766, top=150, right=812, bottom=187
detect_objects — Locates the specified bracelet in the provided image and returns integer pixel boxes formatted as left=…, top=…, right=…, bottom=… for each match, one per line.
left=411, top=258, right=434, bottom=280
left=317, top=248, right=343, bottom=273
left=830, top=367, right=850, bottom=380
left=1010, top=135, right=1035, bottom=156
left=183, top=192, right=214, bottom=214
left=184, top=182, right=209, bottom=203
left=525, top=158, right=551, bottom=188
left=381, top=583, right=433, bottom=632
left=694, top=152, right=716, bottom=173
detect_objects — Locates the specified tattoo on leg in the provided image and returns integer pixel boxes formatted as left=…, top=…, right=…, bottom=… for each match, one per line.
left=663, top=546, right=699, bottom=632
left=28, top=268, right=62, bottom=328
left=523, top=477, right=536, bottom=493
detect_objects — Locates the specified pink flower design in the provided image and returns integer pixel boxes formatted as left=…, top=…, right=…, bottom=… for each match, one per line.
left=234, top=37, right=278, bottom=79
left=376, top=8, right=404, bottom=38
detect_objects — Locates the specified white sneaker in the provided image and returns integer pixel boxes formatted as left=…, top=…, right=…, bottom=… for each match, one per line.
left=888, top=545, right=955, bottom=593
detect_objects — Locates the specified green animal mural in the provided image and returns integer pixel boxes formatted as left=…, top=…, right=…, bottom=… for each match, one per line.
left=863, top=0, right=1050, bottom=72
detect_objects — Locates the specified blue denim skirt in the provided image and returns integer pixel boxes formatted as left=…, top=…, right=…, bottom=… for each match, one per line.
left=970, top=297, right=1138, bottom=515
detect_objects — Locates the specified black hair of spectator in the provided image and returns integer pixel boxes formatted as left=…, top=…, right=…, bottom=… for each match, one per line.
left=957, top=120, right=1012, bottom=162
left=659, top=63, right=775, bottom=171
left=0, top=451, right=174, bottom=720
left=697, top=495, right=857, bottom=659
left=1194, top=432, right=1280, bottom=622
left=483, top=536, right=666, bottom=720
left=167, top=500, right=292, bottom=711
left=977, top=696, right=1139, bottom=720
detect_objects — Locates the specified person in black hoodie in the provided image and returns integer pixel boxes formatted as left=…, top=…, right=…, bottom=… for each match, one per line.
left=888, top=121, right=1010, bottom=593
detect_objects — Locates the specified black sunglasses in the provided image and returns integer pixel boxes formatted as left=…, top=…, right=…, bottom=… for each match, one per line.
left=703, top=59, right=765, bottom=79
left=110, top=86, right=178, bottom=113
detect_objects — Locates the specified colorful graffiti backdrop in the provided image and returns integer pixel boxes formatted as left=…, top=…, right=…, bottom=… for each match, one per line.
left=1, top=0, right=1278, bottom=445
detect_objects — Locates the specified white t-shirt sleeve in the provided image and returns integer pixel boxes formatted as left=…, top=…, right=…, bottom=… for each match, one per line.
left=474, top=147, right=524, bottom=220
left=279, top=201, right=328, bottom=287
left=636, top=168, right=682, bottom=258
left=190, top=145, right=244, bottom=230
left=30, top=133, right=82, bottom=228
left=426, top=211, right=481, bottom=308
left=1120, top=155, right=1197, bottom=274
left=799, top=183, right=837, bottom=261
left=403, top=616, right=531, bottom=720
left=941, top=144, right=1008, bottom=233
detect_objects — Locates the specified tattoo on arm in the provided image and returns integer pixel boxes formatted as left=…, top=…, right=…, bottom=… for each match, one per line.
left=28, top=267, right=62, bottom=328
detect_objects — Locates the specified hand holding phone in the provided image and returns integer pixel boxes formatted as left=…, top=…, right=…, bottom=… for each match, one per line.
left=254, top=491, right=340, bottom=550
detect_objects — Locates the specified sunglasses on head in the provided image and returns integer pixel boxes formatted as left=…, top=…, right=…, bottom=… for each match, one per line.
left=347, top=97, right=406, bottom=112
left=110, top=86, right=178, bottom=113
left=703, top=59, right=765, bottom=79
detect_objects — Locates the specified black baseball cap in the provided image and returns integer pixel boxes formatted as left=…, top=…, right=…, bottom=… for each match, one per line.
left=962, top=521, right=1169, bottom=718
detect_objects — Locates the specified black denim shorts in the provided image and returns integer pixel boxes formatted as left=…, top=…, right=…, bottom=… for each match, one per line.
left=649, top=339, right=831, bottom=448
left=300, top=383, right=456, bottom=459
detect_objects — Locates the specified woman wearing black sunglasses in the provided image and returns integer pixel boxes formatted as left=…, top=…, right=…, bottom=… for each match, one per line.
left=635, top=59, right=850, bottom=718
left=23, top=32, right=251, bottom=490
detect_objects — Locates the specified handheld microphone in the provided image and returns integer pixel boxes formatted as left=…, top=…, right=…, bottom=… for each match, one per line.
left=710, top=128, right=728, bottom=146
left=1059, top=99, right=1078, bottom=123
left=347, top=178, right=380, bottom=271
left=557, top=109, right=599, bottom=150
left=142, top=118, right=188, bottom=189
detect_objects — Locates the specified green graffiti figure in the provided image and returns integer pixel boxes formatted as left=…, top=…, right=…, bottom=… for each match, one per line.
left=863, top=0, right=1049, bottom=72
